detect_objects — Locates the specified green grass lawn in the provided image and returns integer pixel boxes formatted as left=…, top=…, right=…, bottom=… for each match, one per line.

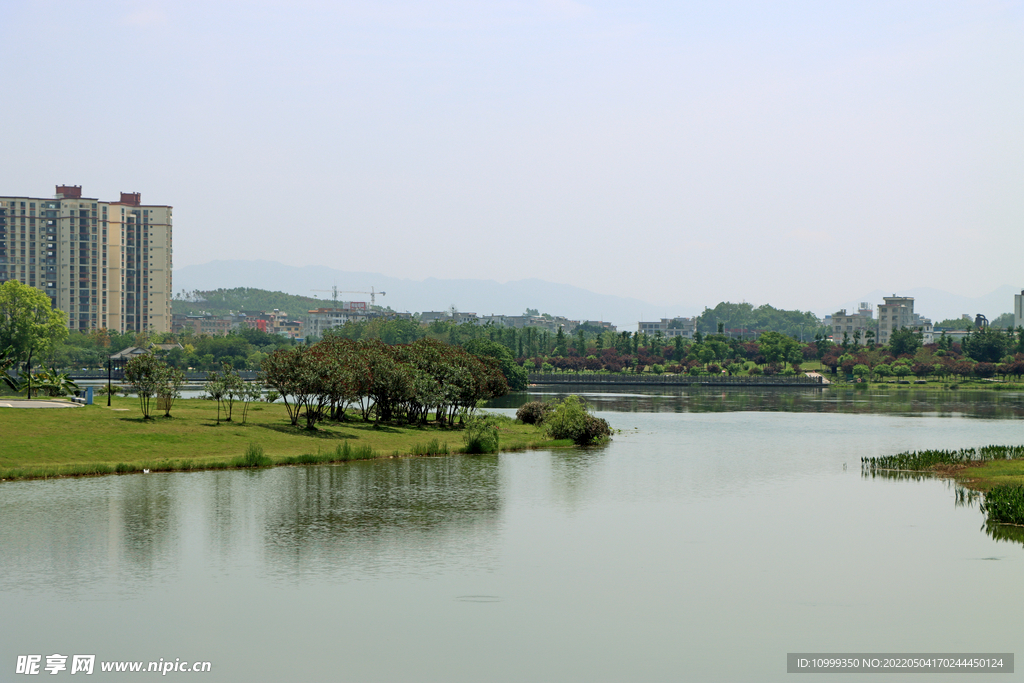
left=0, top=397, right=567, bottom=481
left=955, top=459, right=1024, bottom=491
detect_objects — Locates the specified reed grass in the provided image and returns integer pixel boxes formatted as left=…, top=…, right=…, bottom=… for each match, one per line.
left=980, top=485, right=1024, bottom=525
left=862, top=445, right=1024, bottom=472
left=411, top=439, right=450, bottom=456
left=235, top=442, right=272, bottom=468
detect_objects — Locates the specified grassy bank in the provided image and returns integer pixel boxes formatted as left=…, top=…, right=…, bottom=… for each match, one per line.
left=863, top=445, right=1024, bottom=489
left=0, top=397, right=572, bottom=481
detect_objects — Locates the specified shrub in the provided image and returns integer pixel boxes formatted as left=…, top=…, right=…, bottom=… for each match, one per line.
left=516, top=400, right=553, bottom=425
left=463, top=419, right=500, bottom=454
left=545, top=395, right=612, bottom=446
left=238, top=442, right=271, bottom=468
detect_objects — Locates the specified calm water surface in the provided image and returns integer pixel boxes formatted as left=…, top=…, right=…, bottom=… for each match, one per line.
left=2, top=389, right=1024, bottom=681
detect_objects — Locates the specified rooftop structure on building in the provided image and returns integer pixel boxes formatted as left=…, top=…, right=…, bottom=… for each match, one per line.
left=0, top=185, right=172, bottom=334
left=109, top=342, right=184, bottom=370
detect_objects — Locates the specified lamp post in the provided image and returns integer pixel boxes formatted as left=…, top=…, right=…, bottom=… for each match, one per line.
left=107, top=358, right=112, bottom=407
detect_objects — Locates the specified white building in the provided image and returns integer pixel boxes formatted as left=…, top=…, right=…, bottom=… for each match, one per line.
left=306, top=305, right=370, bottom=337
left=638, top=317, right=695, bottom=338
left=831, top=303, right=874, bottom=345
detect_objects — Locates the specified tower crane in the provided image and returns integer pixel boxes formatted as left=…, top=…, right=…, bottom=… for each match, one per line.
left=310, top=286, right=386, bottom=307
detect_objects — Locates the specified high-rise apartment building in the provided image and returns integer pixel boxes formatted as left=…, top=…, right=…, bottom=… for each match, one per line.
left=0, top=185, right=172, bottom=334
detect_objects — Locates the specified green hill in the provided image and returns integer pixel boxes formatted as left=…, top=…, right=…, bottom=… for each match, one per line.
left=172, top=287, right=327, bottom=317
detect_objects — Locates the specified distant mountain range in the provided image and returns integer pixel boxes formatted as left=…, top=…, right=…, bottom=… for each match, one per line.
left=174, top=260, right=1020, bottom=329
left=173, top=260, right=668, bottom=330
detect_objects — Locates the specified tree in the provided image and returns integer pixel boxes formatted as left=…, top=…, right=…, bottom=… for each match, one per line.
left=961, top=326, right=1007, bottom=363
left=464, top=338, right=528, bottom=390
left=261, top=347, right=307, bottom=426
left=757, top=331, right=801, bottom=367
left=892, top=363, right=912, bottom=381
left=157, top=366, right=186, bottom=417
left=123, top=354, right=166, bottom=419
left=0, top=280, right=68, bottom=376
left=1, top=345, right=16, bottom=392
left=554, top=327, right=568, bottom=357
left=888, top=328, right=922, bottom=357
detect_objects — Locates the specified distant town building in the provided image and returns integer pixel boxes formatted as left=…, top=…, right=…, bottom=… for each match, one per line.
left=307, top=306, right=370, bottom=337
left=420, top=310, right=479, bottom=325
left=831, top=303, right=874, bottom=345
left=638, top=317, right=695, bottom=338
left=580, top=320, right=618, bottom=333
left=0, top=184, right=173, bottom=334
left=171, top=314, right=232, bottom=336
left=109, top=342, right=183, bottom=370
left=877, top=296, right=915, bottom=346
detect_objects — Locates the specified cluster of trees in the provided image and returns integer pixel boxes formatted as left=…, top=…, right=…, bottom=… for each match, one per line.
left=934, top=314, right=1015, bottom=330
left=821, top=326, right=1024, bottom=381
left=694, top=302, right=826, bottom=339
left=261, top=335, right=510, bottom=430
left=41, top=326, right=298, bottom=372
left=519, top=329, right=814, bottom=376
left=123, top=354, right=186, bottom=418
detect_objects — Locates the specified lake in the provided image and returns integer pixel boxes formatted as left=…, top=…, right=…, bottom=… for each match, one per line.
left=2, top=388, right=1022, bottom=681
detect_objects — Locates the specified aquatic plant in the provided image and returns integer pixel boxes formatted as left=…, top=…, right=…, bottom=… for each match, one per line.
left=861, top=445, right=1024, bottom=472
left=980, top=485, right=1024, bottom=526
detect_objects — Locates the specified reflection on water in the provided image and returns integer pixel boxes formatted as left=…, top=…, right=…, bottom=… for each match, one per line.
left=4, top=392, right=1024, bottom=681
left=490, top=386, right=1024, bottom=418
left=260, top=457, right=502, bottom=581
left=951, top=485, right=1024, bottom=548
left=0, top=457, right=504, bottom=594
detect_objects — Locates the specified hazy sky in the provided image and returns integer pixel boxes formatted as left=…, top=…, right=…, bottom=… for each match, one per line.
left=3, top=0, right=1022, bottom=314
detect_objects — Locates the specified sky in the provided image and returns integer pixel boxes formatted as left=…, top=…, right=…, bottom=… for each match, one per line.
left=2, top=0, right=1022, bottom=316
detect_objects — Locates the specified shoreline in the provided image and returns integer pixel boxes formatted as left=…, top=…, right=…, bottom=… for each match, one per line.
left=0, top=396, right=575, bottom=483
